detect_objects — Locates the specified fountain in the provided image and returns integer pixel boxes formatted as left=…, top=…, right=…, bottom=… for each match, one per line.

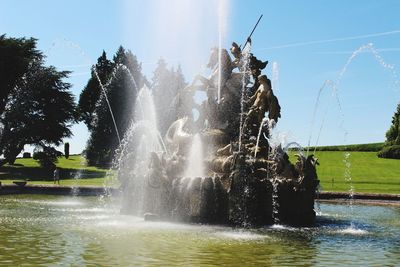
left=117, top=40, right=320, bottom=226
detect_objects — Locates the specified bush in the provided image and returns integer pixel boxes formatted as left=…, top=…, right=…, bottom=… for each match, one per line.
left=305, top=143, right=384, bottom=152
left=33, top=147, right=59, bottom=169
left=64, top=142, right=70, bottom=159
left=22, top=152, right=31, bottom=158
left=377, top=145, right=400, bottom=159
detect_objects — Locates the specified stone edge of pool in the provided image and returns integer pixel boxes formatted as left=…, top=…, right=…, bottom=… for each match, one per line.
left=0, top=184, right=120, bottom=197
left=1, top=184, right=399, bottom=204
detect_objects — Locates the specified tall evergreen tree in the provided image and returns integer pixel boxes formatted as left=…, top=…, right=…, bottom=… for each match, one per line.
left=85, top=47, right=147, bottom=166
left=78, top=51, right=113, bottom=129
left=152, top=59, right=187, bottom=135
left=173, top=65, right=191, bottom=120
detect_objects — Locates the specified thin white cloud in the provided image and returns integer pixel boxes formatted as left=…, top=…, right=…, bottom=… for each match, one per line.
left=315, top=48, right=400, bottom=55
left=256, top=30, right=400, bottom=51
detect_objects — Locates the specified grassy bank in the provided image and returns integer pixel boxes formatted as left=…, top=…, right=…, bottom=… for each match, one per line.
left=302, top=151, right=400, bottom=194
left=1, top=152, right=399, bottom=194
left=305, top=142, right=384, bottom=152
left=0, top=155, right=116, bottom=187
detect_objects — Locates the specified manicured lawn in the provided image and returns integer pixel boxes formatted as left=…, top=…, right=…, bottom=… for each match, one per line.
left=0, top=155, right=118, bottom=187
left=296, top=151, right=400, bottom=194
left=1, top=152, right=399, bottom=194
left=0, top=178, right=110, bottom=187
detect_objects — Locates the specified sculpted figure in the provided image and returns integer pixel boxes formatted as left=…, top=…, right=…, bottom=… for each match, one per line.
left=246, top=75, right=270, bottom=126
left=230, top=42, right=242, bottom=69
left=246, top=74, right=281, bottom=127
left=193, top=47, right=233, bottom=91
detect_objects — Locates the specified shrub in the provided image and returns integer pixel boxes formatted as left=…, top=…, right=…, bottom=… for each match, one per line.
left=22, top=152, right=31, bottom=158
left=64, top=142, right=70, bottom=159
left=305, top=143, right=384, bottom=152
left=377, top=145, right=400, bottom=159
left=33, top=147, right=59, bottom=169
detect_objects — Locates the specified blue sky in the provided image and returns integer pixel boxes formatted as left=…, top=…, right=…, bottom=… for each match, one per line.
left=1, top=0, right=400, bottom=154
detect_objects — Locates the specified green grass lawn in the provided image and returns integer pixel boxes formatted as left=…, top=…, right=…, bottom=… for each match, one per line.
left=0, top=155, right=117, bottom=187
left=1, top=152, right=399, bottom=194
left=299, top=151, right=400, bottom=194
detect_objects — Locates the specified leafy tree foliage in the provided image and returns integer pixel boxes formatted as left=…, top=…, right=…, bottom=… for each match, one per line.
left=78, top=51, right=113, bottom=129
left=85, top=46, right=148, bottom=166
left=152, top=59, right=187, bottom=135
left=33, top=146, right=59, bottom=169
left=378, top=103, right=400, bottom=159
left=0, top=62, right=76, bottom=165
left=0, top=35, right=42, bottom=114
left=385, top=103, right=400, bottom=146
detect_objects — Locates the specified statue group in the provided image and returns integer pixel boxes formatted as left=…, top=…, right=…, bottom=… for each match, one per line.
left=120, top=40, right=320, bottom=227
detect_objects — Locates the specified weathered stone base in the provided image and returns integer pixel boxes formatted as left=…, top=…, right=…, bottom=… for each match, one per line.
left=272, top=179, right=319, bottom=226
left=135, top=174, right=317, bottom=227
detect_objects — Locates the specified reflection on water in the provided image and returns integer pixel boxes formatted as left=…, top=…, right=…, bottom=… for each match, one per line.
left=0, top=195, right=399, bottom=266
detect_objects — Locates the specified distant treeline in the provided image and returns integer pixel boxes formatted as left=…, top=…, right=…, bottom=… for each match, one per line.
left=305, top=142, right=384, bottom=152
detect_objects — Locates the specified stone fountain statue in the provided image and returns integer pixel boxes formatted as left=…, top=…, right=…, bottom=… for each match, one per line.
left=119, top=41, right=319, bottom=227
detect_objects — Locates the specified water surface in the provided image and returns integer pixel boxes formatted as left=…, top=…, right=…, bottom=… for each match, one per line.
left=0, top=195, right=399, bottom=266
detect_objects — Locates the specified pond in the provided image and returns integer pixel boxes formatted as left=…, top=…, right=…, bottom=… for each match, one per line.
left=0, top=195, right=399, bottom=266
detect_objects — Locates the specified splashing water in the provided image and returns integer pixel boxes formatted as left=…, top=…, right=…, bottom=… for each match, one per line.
left=92, top=67, right=122, bottom=144
left=343, top=152, right=354, bottom=227
left=305, top=43, right=399, bottom=220
left=254, top=117, right=269, bottom=158
left=217, top=11, right=222, bottom=103
left=184, top=134, right=205, bottom=178
left=238, top=44, right=251, bottom=152
left=307, top=43, right=400, bottom=156
left=116, top=86, right=166, bottom=215
left=272, top=62, right=279, bottom=91
left=283, top=142, right=304, bottom=156
left=271, top=178, right=280, bottom=224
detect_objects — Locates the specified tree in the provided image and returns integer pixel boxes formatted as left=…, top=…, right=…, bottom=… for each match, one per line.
left=0, top=62, right=77, bottom=164
left=152, top=59, right=187, bottom=135
left=85, top=47, right=147, bottom=166
left=78, top=51, right=113, bottom=128
left=0, top=35, right=42, bottom=114
left=378, top=103, right=400, bottom=159
left=385, top=103, right=400, bottom=146
left=113, top=46, right=148, bottom=89
left=64, top=142, right=70, bottom=159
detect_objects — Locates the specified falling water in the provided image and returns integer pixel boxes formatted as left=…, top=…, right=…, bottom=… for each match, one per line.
left=217, top=0, right=229, bottom=104
left=271, top=178, right=280, bottom=224
left=217, top=27, right=222, bottom=104
left=238, top=45, right=251, bottom=152
left=283, top=142, right=305, bottom=157
left=305, top=43, right=400, bottom=222
left=254, top=117, right=269, bottom=158
left=272, top=62, right=279, bottom=91
left=0, top=122, right=3, bottom=140
left=307, top=43, right=400, bottom=156
left=71, top=169, right=83, bottom=197
left=343, top=152, right=354, bottom=226
left=92, top=68, right=121, bottom=144
left=184, top=134, right=205, bottom=178
left=117, top=86, right=165, bottom=215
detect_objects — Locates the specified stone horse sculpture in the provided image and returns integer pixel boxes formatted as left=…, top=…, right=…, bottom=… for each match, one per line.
left=191, top=47, right=245, bottom=101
